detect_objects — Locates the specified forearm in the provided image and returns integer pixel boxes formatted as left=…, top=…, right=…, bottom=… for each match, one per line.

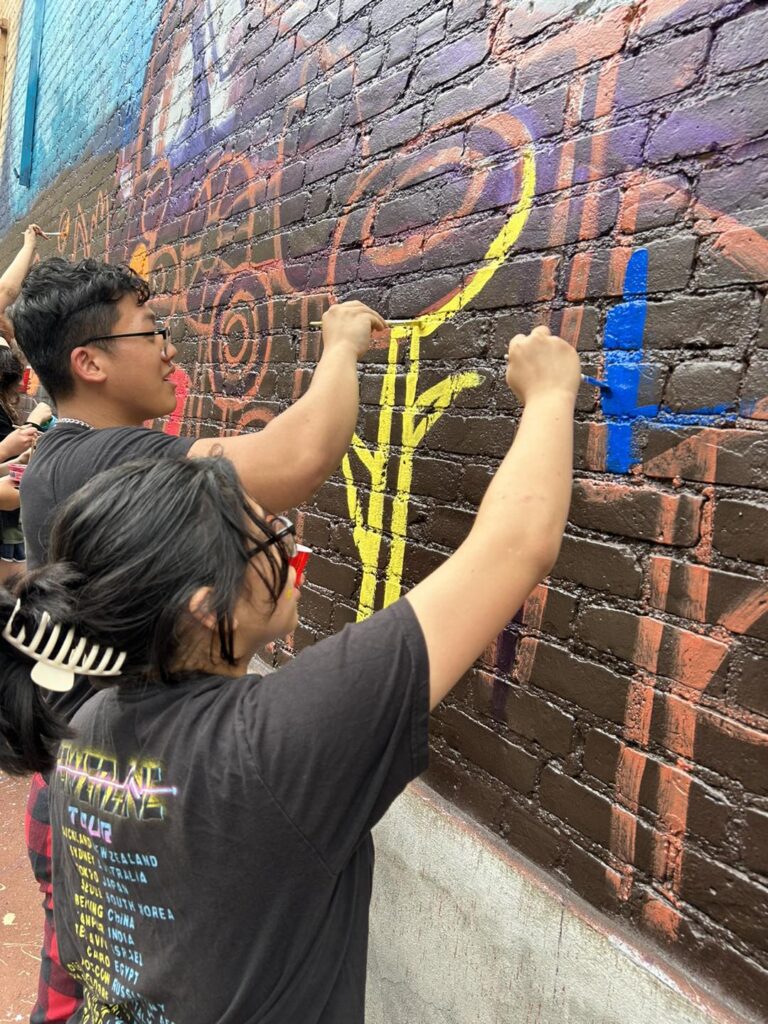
left=263, top=345, right=360, bottom=474
left=0, top=242, right=36, bottom=309
left=406, top=391, right=575, bottom=708
left=471, top=391, right=574, bottom=570
left=191, top=345, right=361, bottom=509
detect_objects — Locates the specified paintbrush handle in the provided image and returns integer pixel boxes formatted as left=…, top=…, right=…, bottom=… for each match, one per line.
left=581, top=374, right=610, bottom=392
left=308, top=318, right=417, bottom=326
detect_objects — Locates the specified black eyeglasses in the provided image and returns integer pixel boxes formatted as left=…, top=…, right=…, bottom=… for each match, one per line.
left=79, top=327, right=170, bottom=358
left=248, top=515, right=297, bottom=561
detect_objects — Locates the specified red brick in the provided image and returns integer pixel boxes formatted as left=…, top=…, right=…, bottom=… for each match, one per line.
left=647, top=80, right=768, bottom=162
left=527, top=584, right=576, bottom=640
left=413, top=30, right=489, bottom=93
left=583, top=729, right=621, bottom=784
left=561, top=843, right=623, bottom=915
left=540, top=767, right=613, bottom=848
left=664, top=362, right=741, bottom=413
left=647, top=556, right=768, bottom=641
left=644, top=427, right=768, bottom=487
left=576, top=606, right=730, bottom=693
left=433, top=706, right=539, bottom=795
left=550, top=534, right=642, bottom=598
left=465, top=671, right=575, bottom=756
left=651, top=692, right=768, bottom=796
left=712, top=7, right=768, bottom=73
left=614, top=30, right=709, bottom=110
left=743, top=808, right=768, bottom=875
left=523, top=639, right=631, bottom=724
left=679, top=850, right=768, bottom=952
left=516, top=9, right=628, bottom=91
left=432, top=65, right=511, bottom=126
left=713, top=499, right=768, bottom=566
left=569, top=480, right=703, bottom=546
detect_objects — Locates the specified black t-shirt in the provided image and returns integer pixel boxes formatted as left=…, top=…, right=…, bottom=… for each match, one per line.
left=0, top=404, right=21, bottom=536
left=49, top=600, right=429, bottom=1024
left=20, top=423, right=195, bottom=719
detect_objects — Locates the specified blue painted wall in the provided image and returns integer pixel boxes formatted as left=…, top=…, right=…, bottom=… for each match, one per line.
left=1, top=0, right=164, bottom=224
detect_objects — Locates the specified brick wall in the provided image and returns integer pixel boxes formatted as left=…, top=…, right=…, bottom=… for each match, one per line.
left=0, top=0, right=766, bottom=1016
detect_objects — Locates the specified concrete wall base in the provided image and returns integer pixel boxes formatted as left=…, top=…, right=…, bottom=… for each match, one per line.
left=367, top=782, right=752, bottom=1024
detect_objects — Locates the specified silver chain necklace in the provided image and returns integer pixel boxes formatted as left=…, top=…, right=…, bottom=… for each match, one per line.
left=56, top=417, right=93, bottom=430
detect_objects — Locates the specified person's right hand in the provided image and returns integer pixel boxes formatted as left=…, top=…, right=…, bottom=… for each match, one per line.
left=2, top=425, right=38, bottom=457
left=321, top=301, right=386, bottom=359
left=505, top=325, right=581, bottom=405
left=23, top=224, right=47, bottom=247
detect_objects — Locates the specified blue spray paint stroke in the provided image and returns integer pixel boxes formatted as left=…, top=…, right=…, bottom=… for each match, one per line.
left=602, top=249, right=738, bottom=473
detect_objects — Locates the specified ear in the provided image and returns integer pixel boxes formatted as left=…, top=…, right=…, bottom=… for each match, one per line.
left=188, top=587, right=217, bottom=632
left=70, top=346, right=109, bottom=385
left=188, top=587, right=239, bottom=633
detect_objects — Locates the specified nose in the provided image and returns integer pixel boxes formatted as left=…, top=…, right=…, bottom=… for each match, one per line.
left=163, top=339, right=178, bottom=362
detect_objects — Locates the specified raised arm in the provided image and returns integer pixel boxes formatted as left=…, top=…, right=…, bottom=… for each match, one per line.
left=0, top=226, right=47, bottom=313
left=189, top=301, right=385, bottom=511
left=405, top=326, right=581, bottom=710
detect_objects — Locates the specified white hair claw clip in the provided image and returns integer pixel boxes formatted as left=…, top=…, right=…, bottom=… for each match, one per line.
left=2, top=600, right=127, bottom=692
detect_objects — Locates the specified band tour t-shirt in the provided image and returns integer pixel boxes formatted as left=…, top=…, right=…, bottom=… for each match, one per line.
left=50, top=599, right=430, bottom=1024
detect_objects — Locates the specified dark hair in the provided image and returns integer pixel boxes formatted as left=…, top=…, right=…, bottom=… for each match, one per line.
left=0, top=456, right=290, bottom=775
left=9, top=257, right=150, bottom=400
left=0, top=344, right=23, bottom=419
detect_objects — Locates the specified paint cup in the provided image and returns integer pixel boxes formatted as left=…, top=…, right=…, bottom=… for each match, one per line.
left=289, top=545, right=311, bottom=587
left=8, top=462, right=26, bottom=485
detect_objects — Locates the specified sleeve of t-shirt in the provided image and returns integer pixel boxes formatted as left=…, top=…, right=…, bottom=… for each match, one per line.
left=238, top=599, right=430, bottom=875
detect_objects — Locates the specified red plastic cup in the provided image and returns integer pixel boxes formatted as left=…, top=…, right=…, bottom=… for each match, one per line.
left=289, top=545, right=311, bottom=587
left=8, top=462, right=26, bottom=485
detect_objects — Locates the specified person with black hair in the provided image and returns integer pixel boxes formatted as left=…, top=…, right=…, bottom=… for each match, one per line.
left=9, top=254, right=385, bottom=1023
left=0, top=325, right=580, bottom=1023
left=0, top=225, right=55, bottom=579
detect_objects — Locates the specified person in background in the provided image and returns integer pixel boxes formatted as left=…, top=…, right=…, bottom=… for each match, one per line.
left=0, top=325, right=52, bottom=577
left=0, top=326, right=580, bottom=1023
left=0, top=226, right=54, bottom=579
left=9, top=254, right=385, bottom=1024
left=0, top=224, right=49, bottom=315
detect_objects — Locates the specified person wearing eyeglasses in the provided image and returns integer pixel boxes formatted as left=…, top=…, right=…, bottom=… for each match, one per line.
left=0, top=325, right=579, bottom=1023
left=8, top=255, right=384, bottom=1024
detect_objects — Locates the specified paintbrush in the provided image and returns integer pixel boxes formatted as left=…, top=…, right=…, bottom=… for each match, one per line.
left=581, top=374, right=611, bottom=393
left=309, top=318, right=418, bottom=326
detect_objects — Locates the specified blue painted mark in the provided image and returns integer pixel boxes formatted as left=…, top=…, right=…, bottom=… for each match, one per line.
left=602, top=248, right=738, bottom=473
left=1, top=0, right=165, bottom=223
left=18, top=0, right=46, bottom=188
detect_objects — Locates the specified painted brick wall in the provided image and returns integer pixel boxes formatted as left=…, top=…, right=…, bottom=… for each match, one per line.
left=0, top=0, right=766, bottom=1016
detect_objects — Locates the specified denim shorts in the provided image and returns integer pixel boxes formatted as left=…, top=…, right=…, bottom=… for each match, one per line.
left=0, top=540, right=25, bottom=562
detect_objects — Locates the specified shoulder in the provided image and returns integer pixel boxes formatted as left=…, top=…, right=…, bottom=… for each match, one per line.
left=32, top=425, right=193, bottom=472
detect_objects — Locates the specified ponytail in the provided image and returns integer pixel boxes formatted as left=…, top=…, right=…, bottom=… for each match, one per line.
left=0, top=566, right=78, bottom=776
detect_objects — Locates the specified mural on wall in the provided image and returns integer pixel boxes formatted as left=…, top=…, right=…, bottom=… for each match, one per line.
left=1, top=0, right=766, bottom=1010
